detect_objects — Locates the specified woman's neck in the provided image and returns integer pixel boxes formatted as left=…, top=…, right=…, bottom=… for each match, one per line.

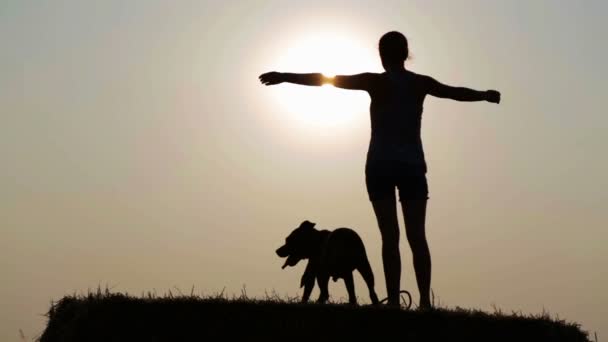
left=384, top=64, right=406, bottom=73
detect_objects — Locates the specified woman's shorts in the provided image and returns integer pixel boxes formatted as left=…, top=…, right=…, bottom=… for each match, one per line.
left=365, top=161, right=429, bottom=201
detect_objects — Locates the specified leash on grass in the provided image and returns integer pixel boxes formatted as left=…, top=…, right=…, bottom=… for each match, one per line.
left=378, top=290, right=412, bottom=309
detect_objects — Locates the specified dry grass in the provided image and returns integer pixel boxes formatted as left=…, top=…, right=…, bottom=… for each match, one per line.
left=38, top=287, right=592, bottom=342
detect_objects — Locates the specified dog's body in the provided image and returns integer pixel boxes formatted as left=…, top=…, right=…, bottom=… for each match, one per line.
left=276, top=220, right=379, bottom=305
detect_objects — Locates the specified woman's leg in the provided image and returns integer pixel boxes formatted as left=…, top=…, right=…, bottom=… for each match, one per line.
left=400, top=199, right=432, bottom=308
left=371, top=198, right=401, bottom=306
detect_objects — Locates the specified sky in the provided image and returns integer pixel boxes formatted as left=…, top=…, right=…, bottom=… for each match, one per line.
left=1, top=0, right=607, bottom=340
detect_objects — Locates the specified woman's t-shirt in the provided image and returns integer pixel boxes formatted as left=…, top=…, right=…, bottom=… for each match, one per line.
left=366, top=70, right=429, bottom=172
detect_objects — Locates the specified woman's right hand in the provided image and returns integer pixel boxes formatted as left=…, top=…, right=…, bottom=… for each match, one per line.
left=485, top=90, right=501, bottom=104
left=259, top=72, right=284, bottom=85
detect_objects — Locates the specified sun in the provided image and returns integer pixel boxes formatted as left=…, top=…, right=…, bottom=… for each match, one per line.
left=268, top=32, right=379, bottom=135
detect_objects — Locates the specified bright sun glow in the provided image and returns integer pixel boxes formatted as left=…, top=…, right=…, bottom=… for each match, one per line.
left=269, top=32, right=379, bottom=134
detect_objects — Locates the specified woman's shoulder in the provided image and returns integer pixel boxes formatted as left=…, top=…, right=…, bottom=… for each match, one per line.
left=406, top=70, right=434, bottom=82
left=404, top=70, right=438, bottom=92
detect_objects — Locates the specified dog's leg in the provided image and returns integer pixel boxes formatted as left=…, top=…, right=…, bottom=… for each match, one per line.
left=316, top=273, right=330, bottom=303
left=300, top=263, right=316, bottom=302
left=343, top=273, right=357, bottom=305
left=301, top=279, right=314, bottom=303
left=358, top=261, right=380, bottom=305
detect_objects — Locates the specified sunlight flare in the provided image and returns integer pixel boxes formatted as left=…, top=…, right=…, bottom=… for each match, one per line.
left=268, top=32, right=378, bottom=133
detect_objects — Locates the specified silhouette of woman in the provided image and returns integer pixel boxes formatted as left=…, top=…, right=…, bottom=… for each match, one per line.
left=259, top=31, right=500, bottom=309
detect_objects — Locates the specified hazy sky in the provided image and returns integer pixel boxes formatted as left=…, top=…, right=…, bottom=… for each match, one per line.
left=2, top=0, right=606, bottom=340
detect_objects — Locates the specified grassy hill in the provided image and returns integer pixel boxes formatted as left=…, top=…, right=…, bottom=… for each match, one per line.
left=39, top=290, right=591, bottom=342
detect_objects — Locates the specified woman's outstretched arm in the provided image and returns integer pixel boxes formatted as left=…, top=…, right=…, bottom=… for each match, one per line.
left=259, top=72, right=378, bottom=91
left=259, top=72, right=332, bottom=86
left=425, top=76, right=501, bottom=103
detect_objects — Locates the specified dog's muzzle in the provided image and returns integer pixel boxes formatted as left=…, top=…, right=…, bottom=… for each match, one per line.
left=276, top=245, right=289, bottom=257
left=281, top=255, right=300, bottom=269
left=276, top=245, right=300, bottom=269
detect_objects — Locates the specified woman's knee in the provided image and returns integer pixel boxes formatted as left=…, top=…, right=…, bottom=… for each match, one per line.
left=408, top=237, right=430, bottom=258
left=382, top=241, right=400, bottom=258
left=406, top=229, right=427, bottom=248
left=379, top=224, right=399, bottom=244
left=382, top=236, right=399, bottom=250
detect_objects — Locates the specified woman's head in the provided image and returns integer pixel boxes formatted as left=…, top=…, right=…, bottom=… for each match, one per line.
left=379, top=31, right=409, bottom=70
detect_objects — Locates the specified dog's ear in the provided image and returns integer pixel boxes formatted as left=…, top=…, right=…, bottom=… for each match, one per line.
left=300, top=220, right=316, bottom=229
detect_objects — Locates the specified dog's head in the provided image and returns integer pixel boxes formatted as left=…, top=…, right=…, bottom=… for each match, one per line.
left=276, top=220, right=318, bottom=269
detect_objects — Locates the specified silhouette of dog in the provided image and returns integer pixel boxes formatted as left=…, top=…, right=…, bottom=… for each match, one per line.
left=276, top=220, right=379, bottom=305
